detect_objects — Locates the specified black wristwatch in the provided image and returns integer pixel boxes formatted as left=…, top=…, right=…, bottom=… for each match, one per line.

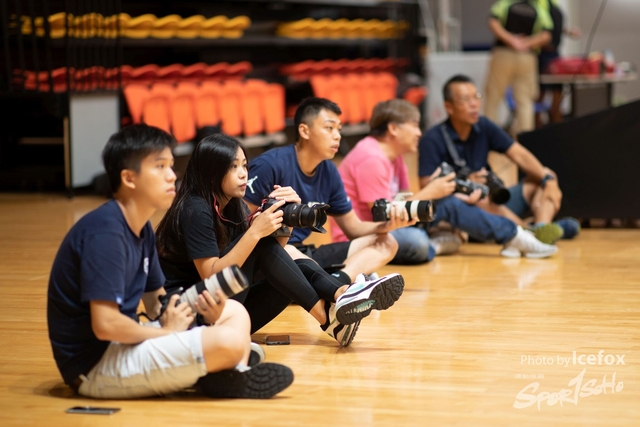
left=541, top=173, right=555, bottom=189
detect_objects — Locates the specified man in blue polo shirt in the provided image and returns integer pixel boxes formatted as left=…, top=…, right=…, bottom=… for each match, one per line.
left=419, top=75, right=580, bottom=246
left=245, top=97, right=414, bottom=285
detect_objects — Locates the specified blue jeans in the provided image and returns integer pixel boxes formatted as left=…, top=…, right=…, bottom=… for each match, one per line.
left=431, top=195, right=517, bottom=244
left=390, top=226, right=435, bottom=264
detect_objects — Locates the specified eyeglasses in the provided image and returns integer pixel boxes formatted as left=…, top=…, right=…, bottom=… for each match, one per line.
left=452, top=93, right=482, bottom=105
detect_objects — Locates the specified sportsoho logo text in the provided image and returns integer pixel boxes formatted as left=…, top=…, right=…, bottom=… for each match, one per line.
left=513, top=351, right=626, bottom=410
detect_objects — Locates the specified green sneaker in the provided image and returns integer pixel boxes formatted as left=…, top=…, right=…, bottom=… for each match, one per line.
left=533, top=223, right=564, bottom=244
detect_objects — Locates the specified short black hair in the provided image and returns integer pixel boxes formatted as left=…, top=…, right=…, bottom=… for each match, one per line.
left=293, top=97, right=342, bottom=139
left=443, top=74, right=475, bottom=102
left=102, top=124, right=175, bottom=193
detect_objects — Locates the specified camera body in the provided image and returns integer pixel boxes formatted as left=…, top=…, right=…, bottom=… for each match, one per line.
left=260, top=198, right=330, bottom=237
left=371, top=199, right=435, bottom=222
left=439, top=162, right=489, bottom=200
left=439, top=162, right=510, bottom=204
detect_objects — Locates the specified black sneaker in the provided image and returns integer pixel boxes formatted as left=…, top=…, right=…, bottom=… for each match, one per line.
left=196, top=363, right=293, bottom=399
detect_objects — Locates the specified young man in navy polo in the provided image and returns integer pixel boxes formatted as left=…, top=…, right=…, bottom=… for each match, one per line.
left=47, top=124, right=293, bottom=399
left=244, top=97, right=417, bottom=284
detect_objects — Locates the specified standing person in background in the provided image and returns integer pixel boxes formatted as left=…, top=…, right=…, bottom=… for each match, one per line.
left=484, top=0, right=553, bottom=134
left=536, top=0, right=581, bottom=126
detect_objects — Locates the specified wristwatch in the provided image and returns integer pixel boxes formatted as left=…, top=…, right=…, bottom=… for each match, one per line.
left=541, top=173, right=555, bottom=189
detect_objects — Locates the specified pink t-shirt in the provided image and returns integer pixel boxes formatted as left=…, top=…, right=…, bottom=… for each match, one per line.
left=332, top=136, right=409, bottom=242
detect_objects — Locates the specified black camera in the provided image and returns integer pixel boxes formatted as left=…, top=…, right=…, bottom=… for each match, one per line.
left=371, top=199, right=435, bottom=222
left=260, top=197, right=330, bottom=237
left=483, top=171, right=511, bottom=205
left=159, top=265, right=249, bottom=319
left=439, top=162, right=489, bottom=200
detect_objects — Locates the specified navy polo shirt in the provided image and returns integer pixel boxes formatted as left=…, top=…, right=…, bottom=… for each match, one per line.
left=244, top=144, right=352, bottom=244
left=418, top=116, right=514, bottom=177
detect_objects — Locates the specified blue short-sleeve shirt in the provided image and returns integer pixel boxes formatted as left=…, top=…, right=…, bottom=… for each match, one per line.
left=244, top=144, right=352, bottom=244
left=418, top=116, right=514, bottom=177
left=47, top=200, right=164, bottom=385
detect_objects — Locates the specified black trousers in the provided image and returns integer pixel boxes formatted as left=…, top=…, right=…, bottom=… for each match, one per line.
left=227, top=236, right=339, bottom=333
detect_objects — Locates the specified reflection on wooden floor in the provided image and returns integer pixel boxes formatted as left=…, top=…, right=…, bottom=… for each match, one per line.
left=1, top=193, right=639, bottom=426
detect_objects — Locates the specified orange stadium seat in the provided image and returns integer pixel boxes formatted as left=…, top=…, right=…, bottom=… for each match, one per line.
left=181, top=63, right=207, bottom=81
left=151, top=14, right=181, bottom=39
left=123, top=84, right=150, bottom=124
left=157, top=64, right=184, bottom=82
left=143, top=83, right=174, bottom=133
left=223, top=16, right=251, bottom=39
left=196, top=80, right=223, bottom=129
left=125, top=14, right=156, bottom=38
left=172, top=82, right=199, bottom=143
left=201, top=15, right=227, bottom=38
left=218, top=80, right=244, bottom=136
left=345, top=73, right=366, bottom=124
left=241, top=80, right=268, bottom=137
left=177, top=15, right=205, bottom=39
left=263, top=83, right=286, bottom=134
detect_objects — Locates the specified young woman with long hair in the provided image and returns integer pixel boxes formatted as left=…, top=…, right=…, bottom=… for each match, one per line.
left=156, top=134, right=401, bottom=347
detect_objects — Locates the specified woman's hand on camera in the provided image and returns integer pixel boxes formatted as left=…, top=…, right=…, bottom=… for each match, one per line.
left=251, top=199, right=285, bottom=238
left=269, top=185, right=302, bottom=204
left=159, top=295, right=194, bottom=332
left=195, top=290, right=226, bottom=325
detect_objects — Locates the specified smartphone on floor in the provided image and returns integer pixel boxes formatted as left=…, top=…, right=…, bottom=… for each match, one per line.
left=265, top=334, right=291, bottom=345
left=66, top=406, right=121, bottom=415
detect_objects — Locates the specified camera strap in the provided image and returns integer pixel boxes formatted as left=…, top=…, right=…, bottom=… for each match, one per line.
left=440, top=123, right=467, bottom=169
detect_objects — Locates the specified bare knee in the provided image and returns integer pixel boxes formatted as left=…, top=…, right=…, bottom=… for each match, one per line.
left=376, top=233, right=398, bottom=261
left=201, top=326, right=249, bottom=372
left=217, top=299, right=250, bottom=332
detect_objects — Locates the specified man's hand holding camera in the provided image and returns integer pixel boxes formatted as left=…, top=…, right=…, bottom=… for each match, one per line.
left=423, top=167, right=456, bottom=200
left=378, top=204, right=418, bottom=233
left=268, top=185, right=302, bottom=204
left=467, top=167, right=488, bottom=184
left=194, top=290, right=227, bottom=325
left=159, top=294, right=194, bottom=332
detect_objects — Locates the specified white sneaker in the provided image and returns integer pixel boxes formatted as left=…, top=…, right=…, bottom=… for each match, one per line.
left=502, top=226, right=558, bottom=259
left=365, top=272, right=380, bottom=281
left=430, top=231, right=462, bottom=255
left=249, top=342, right=265, bottom=366
left=334, top=273, right=405, bottom=325
left=324, top=302, right=360, bottom=347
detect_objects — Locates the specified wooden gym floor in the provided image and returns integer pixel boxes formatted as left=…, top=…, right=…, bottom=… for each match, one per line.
left=1, top=192, right=639, bottom=426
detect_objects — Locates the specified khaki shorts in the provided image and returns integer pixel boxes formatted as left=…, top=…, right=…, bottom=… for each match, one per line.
left=78, top=323, right=207, bottom=399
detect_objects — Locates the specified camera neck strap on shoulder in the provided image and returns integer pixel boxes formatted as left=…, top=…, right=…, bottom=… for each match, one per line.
left=440, top=123, right=467, bottom=169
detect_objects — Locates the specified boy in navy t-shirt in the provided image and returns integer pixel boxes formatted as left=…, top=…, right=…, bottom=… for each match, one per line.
left=47, top=124, right=292, bottom=399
